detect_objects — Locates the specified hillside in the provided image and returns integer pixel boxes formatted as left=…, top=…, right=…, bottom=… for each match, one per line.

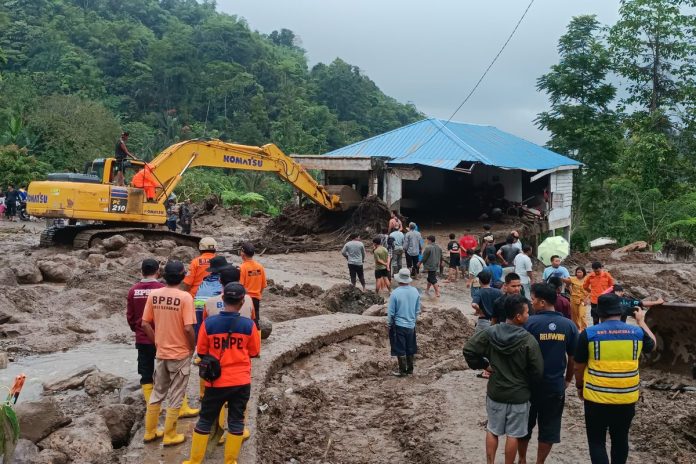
left=0, top=0, right=420, bottom=172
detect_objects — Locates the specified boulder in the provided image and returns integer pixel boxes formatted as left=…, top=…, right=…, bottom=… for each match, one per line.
left=153, top=247, right=170, bottom=257
left=87, top=253, right=107, bottom=266
left=43, top=366, right=98, bottom=393
left=11, top=261, right=43, bottom=284
left=39, top=413, right=113, bottom=462
left=119, top=379, right=144, bottom=405
left=13, top=439, right=40, bottom=464
left=84, top=371, right=125, bottom=396
left=362, top=304, right=387, bottom=317
left=102, top=234, right=128, bottom=251
left=259, top=317, right=273, bottom=340
left=105, top=251, right=122, bottom=259
left=35, top=449, right=69, bottom=464
left=99, top=403, right=140, bottom=447
left=170, top=245, right=197, bottom=263
left=0, top=268, right=17, bottom=287
left=15, top=398, right=71, bottom=443
left=614, top=241, right=649, bottom=253
left=121, top=243, right=148, bottom=258
left=38, top=261, right=73, bottom=283
left=157, top=239, right=177, bottom=250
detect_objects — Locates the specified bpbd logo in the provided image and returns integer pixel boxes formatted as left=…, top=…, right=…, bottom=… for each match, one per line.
left=223, top=155, right=263, bottom=167
left=27, top=193, right=48, bottom=204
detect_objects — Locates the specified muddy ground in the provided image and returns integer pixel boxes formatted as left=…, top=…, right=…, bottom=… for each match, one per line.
left=0, top=209, right=696, bottom=463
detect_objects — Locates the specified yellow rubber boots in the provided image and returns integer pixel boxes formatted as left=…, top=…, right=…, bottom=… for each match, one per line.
left=179, top=395, right=200, bottom=418
left=163, top=408, right=186, bottom=446
left=141, top=383, right=154, bottom=403
left=143, top=404, right=164, bottom=442
left=182, top=431, right=209, bottom=464
left=224, top=433, right=244, bottom=464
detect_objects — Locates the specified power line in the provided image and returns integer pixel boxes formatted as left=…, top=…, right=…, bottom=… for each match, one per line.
left=414, top=0, right=537, bottom=154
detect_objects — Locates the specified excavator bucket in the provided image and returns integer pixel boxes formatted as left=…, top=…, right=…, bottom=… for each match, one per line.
left=325, top=185, right=362, bottom=210
left=643, top=303, right=696, bottom=375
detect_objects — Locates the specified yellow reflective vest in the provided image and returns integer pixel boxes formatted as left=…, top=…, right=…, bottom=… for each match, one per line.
left=583, top=321, right=644, bottom=404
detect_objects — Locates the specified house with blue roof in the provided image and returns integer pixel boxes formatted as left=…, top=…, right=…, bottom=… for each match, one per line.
left=292, top=118, right=580, bottom=236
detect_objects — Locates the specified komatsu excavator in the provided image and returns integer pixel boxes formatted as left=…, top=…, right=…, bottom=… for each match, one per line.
left=27, top=139, right=360, bottom=248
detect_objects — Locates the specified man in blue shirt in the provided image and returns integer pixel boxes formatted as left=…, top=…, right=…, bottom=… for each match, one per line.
left=387, top=268, right=421, bottom=377
left=542, top=255, right=571, bottom=282
left=519, top=283, right=578, bottom=464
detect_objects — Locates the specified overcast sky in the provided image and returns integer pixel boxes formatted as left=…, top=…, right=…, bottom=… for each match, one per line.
left=217, top=0, right=620, bottom=145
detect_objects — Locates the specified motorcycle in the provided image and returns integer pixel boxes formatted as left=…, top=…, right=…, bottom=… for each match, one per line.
left=16, top=199, right=30, bottom=221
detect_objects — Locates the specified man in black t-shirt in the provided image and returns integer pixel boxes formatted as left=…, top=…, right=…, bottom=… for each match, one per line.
left=472, top=270, right=502, bottom=332
left=492, top=272, right=531, bottom=324
left=445, top=233, right=461, bottom=283
left=114, top=131, right=135, bottom=186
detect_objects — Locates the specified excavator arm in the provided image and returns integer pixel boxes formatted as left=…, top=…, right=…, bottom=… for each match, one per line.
left=144, top=139, right=341, bottom=210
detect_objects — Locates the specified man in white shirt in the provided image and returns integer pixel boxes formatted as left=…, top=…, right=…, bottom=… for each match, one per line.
left=513, top=245, right=534, bottom=299
left=466, top=248, right=487, bottom=299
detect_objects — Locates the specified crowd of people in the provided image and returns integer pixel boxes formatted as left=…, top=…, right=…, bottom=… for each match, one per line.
left=342, top=212, right=661, bottom=464
left=126, top=237, right=266, bottom=464
left=0, top=185, right=27, bottom=221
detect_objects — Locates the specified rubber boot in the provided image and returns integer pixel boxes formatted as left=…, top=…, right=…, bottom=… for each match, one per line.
left=179, top=395, right=200, bottom=418
left=224, top=433, right=244, bottom=464
left=163, top=408, right=186, bottom=446
left=182, top=431, right=209, bottom=464
left=406, top=355, right=414, bottom=375
left=217, top=404, right=227, bottom=446
left=143, top=403, right=164, bottom=443
left=141, top=383, right=154, bottom=403
left=391, top=356, right=408, bottom=377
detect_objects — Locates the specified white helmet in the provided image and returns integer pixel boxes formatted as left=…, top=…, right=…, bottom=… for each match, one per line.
left=198, top=237, right=217, bottom=251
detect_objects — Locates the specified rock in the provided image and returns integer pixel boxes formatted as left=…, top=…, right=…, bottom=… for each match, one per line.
left=39, top=413, right=113, bottom=462
left=615, top=241, right=649, bottom=253
left=362, top=304, right=387, bottom=317
left=119, top=379, right=145, bottom=405
left=35, top=449, right=69, bottom=464
left=84, top=371, right=125, bottom=396
left=153, top=247, right=170, bottom=257
left=170, top=245, right=197, bottom=263
left=15, top=398, right=71, bottom=443
left=38, top=261, right=73, bottom=283
left=589, top=237, right=617, bottom=250
left=87, top=254, right=107, bottom=266
left=121, top=243, right=148, bottom=258
left=102, top=234, right=128, bottom=251
left=0, top=351, right=8, bottom=369
left=13, top=439, right=40, bottom=464
left=43, top=366, right=98, bottom=393
left=157, top=239, right=177, bottom=249
left=259, top=317, right=273, bottom=339
left=11, top=261, right=43, bottom=284
left=65, top=322, right=95, bottom=334
left=105, top=251, right=122, bottom=259
left=99, top=404, right=140, bottom=447
left=87, top=246, right=104, bottom=255
left=0, top=268, right=17, bottom=287
left=321, top=284, right=385, bottom=314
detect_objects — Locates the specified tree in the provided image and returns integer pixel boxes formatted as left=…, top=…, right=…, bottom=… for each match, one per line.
left=0, top=145, right=50, bottom=187
left=609, top=0, right=696, bottom=118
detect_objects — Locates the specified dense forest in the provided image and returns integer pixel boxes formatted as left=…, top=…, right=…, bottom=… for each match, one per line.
left=0, top=0, right=420, bottom=211
left=537, top=0, right=696, bottom=249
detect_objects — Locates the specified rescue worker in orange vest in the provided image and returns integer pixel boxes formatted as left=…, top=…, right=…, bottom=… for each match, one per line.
left=183, top=283, right=261, bottom=464
left=239, top=243, right=266, bottom=328
left=130, top=162, right=159, bottom=202
left=574, top=293, right=656, bottom=464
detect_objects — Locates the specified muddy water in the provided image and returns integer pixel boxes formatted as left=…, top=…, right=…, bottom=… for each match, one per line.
left=0, top=343, right=138, bottom=401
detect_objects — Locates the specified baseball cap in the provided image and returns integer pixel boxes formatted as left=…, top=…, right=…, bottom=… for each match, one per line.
left=163, top=260, right=185, bottom=277
left=597, top=293, right=623, bottom=317
left=199, top=237, right=217, bottom=251
left=222, top=282, right=246, bottom=304
left=141, top=258, right=160, bottom=275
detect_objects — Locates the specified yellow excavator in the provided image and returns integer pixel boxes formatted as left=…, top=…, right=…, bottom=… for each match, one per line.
left=27, top=139, right=360, bottom=248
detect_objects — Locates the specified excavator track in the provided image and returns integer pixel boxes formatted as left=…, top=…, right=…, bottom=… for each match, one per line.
left=40, top=224, right=201, bottom=249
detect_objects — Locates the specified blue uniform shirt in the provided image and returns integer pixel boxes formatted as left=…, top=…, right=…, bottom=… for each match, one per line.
left=524, top=310, right=579, bottom=394
left=387, top=285, right=421, bottom=329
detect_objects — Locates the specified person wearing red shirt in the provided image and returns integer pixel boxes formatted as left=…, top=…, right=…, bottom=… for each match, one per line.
left=126, top=259, right=164, bottom=403
left=583, top=261, right=615, bottom=325
left=183, top=283, right=261, bottom=464
left=239, top=242, right=267, bottom=328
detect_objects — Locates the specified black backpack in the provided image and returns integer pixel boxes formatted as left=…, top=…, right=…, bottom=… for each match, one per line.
left=198, top=318, right=238, bottom=382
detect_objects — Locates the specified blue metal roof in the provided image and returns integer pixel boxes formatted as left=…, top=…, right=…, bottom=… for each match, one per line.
left=323, top=118, right=581, bottom=171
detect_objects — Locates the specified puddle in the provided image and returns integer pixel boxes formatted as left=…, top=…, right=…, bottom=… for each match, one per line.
left=0, top=343, right=139, bottom=401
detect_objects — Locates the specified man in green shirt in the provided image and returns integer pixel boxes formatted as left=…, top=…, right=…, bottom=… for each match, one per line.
left=419, top=235, right=442, bottom=298
left=372, top=237, right=390, bottom=296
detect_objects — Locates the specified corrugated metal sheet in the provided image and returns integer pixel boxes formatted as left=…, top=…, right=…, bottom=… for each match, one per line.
left=323, top=118, right=581, bottom=171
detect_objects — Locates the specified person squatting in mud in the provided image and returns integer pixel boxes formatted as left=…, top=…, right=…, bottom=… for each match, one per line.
left=183, top=282, right=261, bottom=464
left=141, top=260, right=197, bottom=446
left=388, top=268, right=421, bottom=377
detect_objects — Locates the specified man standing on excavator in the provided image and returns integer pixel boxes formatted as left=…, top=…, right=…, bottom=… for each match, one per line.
left=115, top=131, right=136, bottom=186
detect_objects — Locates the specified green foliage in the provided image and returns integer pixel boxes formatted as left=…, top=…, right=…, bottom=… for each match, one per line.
left=221, top=191, right=267, bottom=215
left=0, top=145, right=50, bottom=187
